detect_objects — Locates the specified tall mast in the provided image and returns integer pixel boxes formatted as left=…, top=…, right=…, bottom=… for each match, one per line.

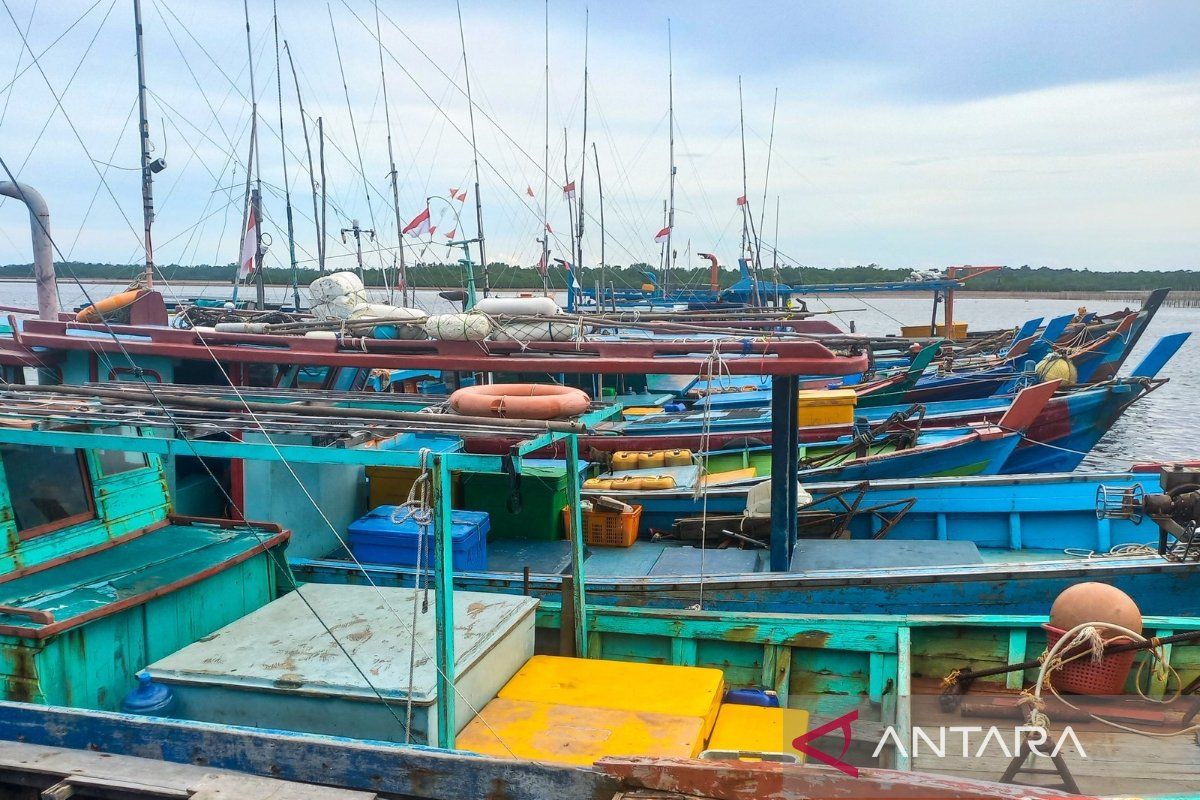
left=563, top=127, right=577, bottom=311
left=664, top=20, right=675, bottom=294
left=455, top=0, right=488, bottom=296
left=284, top=42, right=321, bottom=277
left=241, top=0, right=264, bottom=309
left=738, top=76, right=762, bottom=307
left=759, top=87, right=778, bottom=256
left=541, top=0, right=550, bottom=295
left=575, top=8, right=588, bottom=282
left=376, top=1, right=407, bottom=305
left=593, top=141, right=605, bottom=310
left=319, top=116, right=327, bottom=271
left=133, top=0, right=156, bottom=288
left=272, top=2, right=299, bottom=311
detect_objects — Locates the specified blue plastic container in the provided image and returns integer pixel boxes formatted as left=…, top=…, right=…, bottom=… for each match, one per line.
left=723, top=688, right=780, bottom=707
left=348, top=506, right=488, bottom=570
left=121, top=671, right=176, bottom=716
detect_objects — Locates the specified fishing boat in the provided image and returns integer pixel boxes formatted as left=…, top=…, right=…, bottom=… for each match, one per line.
left=0, top=406, right=1194, bottom=798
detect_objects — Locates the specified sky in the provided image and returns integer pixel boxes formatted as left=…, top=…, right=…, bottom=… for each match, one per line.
left=0, top=0, right=1198, bottom=276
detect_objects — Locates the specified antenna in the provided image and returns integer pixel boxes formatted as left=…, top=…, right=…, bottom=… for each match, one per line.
left=576, top=8, right=589, bottom=282
left=455, top=0, right=489, bottom=297
left=273, top=2, right=300, bottom=312
left=284, top=42, right=322, bottom=276
left=541, top=0, right=550, bottom=296
left=132, top=0, right=161, bottom=288
left=376, top=0, right=407, bottom=306
left=664, top=19, right=675, bottom=294
left=738, top=76, right=762, bottom=307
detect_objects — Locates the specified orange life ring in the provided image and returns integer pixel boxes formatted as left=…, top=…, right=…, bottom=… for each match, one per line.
left=77, top=289, right=144, bottom=323
left=449, top=383, right=591, bottom=420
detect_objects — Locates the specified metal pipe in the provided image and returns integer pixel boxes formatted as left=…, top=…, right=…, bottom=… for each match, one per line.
left=0, top=182, right=57, bottom=320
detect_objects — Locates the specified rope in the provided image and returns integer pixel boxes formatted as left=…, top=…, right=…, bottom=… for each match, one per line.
left=1031, top=621, right=1200, bottom=739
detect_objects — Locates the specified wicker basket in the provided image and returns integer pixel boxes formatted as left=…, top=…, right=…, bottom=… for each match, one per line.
left=1042, top=624, right=1137, bottom=695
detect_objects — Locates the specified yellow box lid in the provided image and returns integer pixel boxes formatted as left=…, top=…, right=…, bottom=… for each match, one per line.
left=458, top=697, right=706, bottom=766
left=706, top=703, right=811, bottom=760
left=796, top=389, right=858, bottom=406
left=498, top=655, right=724, bottom=723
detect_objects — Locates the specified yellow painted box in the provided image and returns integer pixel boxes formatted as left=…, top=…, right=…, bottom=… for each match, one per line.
left=900, top=322, right=969, bottom=341
left=366, top=465, right=461, bottom=507
left=457, top=697, right=706, bottom=766
left=796, top=389, right=858, bottom=427
left=706, top=703, right=811, bottom=762
left=497, top=655, right=725, bottom=736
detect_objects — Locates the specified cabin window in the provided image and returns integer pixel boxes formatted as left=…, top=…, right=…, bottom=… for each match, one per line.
left=95, top=426, right=150, bottom=475
left=0, top=445, right=96, bottom=538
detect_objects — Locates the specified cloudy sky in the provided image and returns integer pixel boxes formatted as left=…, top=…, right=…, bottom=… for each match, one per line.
left=1, top=0, right=1198, bottom=275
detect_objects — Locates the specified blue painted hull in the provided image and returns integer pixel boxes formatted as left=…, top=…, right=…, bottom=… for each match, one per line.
left=291, top=471, right=1193, bottom=616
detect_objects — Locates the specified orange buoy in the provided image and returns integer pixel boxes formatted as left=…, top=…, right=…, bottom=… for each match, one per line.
left=1049, top=582, right=1142, bottom=637
left=76, top=290, right=144, bottom=323
left=449, top=383, right=590, bottom=420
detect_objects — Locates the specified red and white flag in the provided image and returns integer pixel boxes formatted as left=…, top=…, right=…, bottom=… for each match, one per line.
left=238, top=203, right=258, bottom=277
left=562, top=181, right=576, bottom=200
left=526, top=185, right=536, bottom=198
left=457, top=189, right=467, bottom=202
left=445, top=228, right=456, bottom=240
left=402, top=207, right=433, bottom=237
left=545, top=221, right=553, bottom=233
left=736, top=195, right=747, bottom=206
left=449, top=187, right=459, bottom=200
left=653, top=225, right=671, bottom=244
left=536, top=250, right=548, bottom=275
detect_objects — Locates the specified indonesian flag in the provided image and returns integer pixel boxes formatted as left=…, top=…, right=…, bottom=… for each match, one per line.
left=526, top=185, right=535, bottom=198
left=653, top=226, right=671, bottom=244
left=238, top=203, right=257, bottom=277
left=562, top=181, right=576, bottom=200
left=402, top=207, right=433, bottom=237
left=736, top=195, right=747, bottom=206
left=537, top=250, right=548, bottom=275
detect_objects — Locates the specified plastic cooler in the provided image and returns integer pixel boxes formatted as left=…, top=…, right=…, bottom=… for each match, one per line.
left=348, top=506, right=488, bottom=570
left=796, top=389, right=858, bottom=427
left=1042, top=624, right=1137, bottom=694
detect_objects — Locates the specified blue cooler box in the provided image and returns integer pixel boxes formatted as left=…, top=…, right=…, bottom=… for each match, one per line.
left=348, top=507, right=489, bottom=570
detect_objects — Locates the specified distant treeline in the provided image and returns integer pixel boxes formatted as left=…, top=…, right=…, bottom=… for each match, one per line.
left=1, top=261, right=1196, bottom=292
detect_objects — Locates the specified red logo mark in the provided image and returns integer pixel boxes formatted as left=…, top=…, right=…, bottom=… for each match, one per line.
left=791, top=709, right=859, bottom=777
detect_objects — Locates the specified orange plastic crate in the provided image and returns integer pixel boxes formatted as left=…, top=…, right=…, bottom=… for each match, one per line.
left=562, top=505, right=643, bottom=547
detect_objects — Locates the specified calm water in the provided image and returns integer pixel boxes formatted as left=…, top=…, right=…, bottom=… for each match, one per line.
left=2, top=280, right=1193, bottom=470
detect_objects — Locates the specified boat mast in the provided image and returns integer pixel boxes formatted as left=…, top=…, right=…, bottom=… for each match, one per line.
left=664, top=19, right=675, bottom=296
left=284, top=42, right=321, bottom=277
left=593, top=141, right=605, bottom=310
left=272, top=3, right=300, bottom=312
left=540, top=0, right=550, bottom=296
left=738, top=76, right=762, bottom=307
left=242, top=0, right=264, bottom=309
left=318, top=117, right=327, bottom=271
left=575, top=8, right=589, bottom=286
left=455, top=0, right=488, bottom=297
left=133, top=0, right=157, bottom=288
left=563, top=127, right=577, bottom=311
left=376, top=1, right=407, bottom=306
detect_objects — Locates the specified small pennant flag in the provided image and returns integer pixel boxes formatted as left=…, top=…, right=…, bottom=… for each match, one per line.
left=238, top=203, right=257, bottom=277
left=456, top=189, right=467, bottom=202
left=526, top=185, right=535, bottom=198
left=736, top=195, right=747, bottom=206
left=402, top=207, right=433, bottom=237
left=445, top=228, right=456, bottom=240
left=653, top=225, right=671, bottom=244
left=449, top=188, right=459, bottom=199
left=545, top=221, right=553, bottom=233
left=562, top=181, right=576, bottom=200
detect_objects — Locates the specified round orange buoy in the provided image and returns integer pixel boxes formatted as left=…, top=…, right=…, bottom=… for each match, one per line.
left=1049, top=582, right=1143, bottom=637
left=449, top=383, right=590, bottom=420
left=76, top=289, right=144, bottom=323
